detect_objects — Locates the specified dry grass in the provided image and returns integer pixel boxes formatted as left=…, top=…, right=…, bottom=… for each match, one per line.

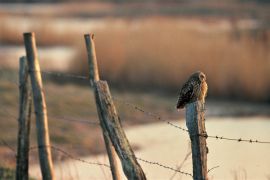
left=73, top=18, right=270, bottom=101
left=0, top=15, right=269, bottom=101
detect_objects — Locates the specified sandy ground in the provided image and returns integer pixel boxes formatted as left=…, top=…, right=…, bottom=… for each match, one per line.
left=29, top=117, right=270, bottom=180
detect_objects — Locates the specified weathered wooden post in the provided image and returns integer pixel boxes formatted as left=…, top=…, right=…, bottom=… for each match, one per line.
left=24, top=32, right=55, bottom=180
left=186, top=101, right=208, bottom=180
left=84, top=33, right=121, bottom=180
left=16, top=56, right=32, bottom=180
left=95, top=81, right=146, bottom=180
left=84, top=34, right=146, bottom=180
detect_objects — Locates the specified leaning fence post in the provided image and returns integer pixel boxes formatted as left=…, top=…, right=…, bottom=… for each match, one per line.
left=95, top=81, right=146, bottom=180
left=84, top=33, right=121, bottom=180
left=84, top=33, right=146, bottom=180
left=16, top=56, right=32, bottom=180
left=186, top=101, right=208, bottom=180
left=24, top=32, right=55, bottom=180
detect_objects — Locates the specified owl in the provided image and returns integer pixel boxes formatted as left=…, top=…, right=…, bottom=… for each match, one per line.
left=176, top=71, right=208, bottom=109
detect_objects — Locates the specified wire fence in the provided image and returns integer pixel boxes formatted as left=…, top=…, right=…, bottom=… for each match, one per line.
left=2, top=70, right=270, bottom=143
left=136, top=156, right=192, bottom=177
left=113, top=98, right=270, bottom=144
left=0, top=139, right=16, bottom=156
left=29, top=145, right=110, bottom=168
left=42, top=71, right=88, bottom=80
left=0, top=73, right=194, bottom=177
left=41, top=71, right=270, bottom=144
left=49, top=115, right=100, bottom=126
left=0, top=103, right=99, bottom=127
left=0, top=137, right=193, bottom=177
left=1, top=69, right=270, bottom=179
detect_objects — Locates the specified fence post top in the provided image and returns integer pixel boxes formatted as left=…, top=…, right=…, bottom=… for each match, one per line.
left=84, top=33, right=95, bottom=40
left=23, top=32, right=35, bottom=37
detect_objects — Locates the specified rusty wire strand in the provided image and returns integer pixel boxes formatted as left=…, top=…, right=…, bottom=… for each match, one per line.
left=204, top=134, right=270, bottom=144
left=0, top=136, right=193, bottom=177
left=113, top=98, right=189, bottom=133
left=1, top=71, right=270, bottom=178
left=0, top=138, right=16, bottom=155
left=0, top=107, right=190, bottom=176
left=4, top=73, right=270, bottom=145
left=208, top=165, right=220, bottom=173
left=169, top=144, right=192, bottom=180
left=113, top=98, right=270, bottom=145
left=41, top=71, right=88, bottom=80
left=135, top=156, right=193, bottom=177
left=29, top=145, right=110, bottom=168
left=0, top=104, right=99, bottom=126
left=30, top=145, right=193, bottom=177
left=47, top=115, right=100, bottom=125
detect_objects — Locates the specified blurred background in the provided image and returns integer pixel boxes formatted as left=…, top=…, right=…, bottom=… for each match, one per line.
left=0, top=0, right=270, bottom=179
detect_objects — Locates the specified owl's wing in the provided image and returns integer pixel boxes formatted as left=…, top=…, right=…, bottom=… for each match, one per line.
left=176, top=81, right=194, bottom=109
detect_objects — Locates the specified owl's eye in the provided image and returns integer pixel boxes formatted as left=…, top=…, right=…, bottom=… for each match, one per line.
left=199, top=74, right=205, bottom=81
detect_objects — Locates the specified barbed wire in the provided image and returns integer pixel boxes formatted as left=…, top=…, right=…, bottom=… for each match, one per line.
left=1, top=136, right=193, bottom=177
left=0, top=102, right=99, bottom=127
left=0, top=70, right=19, bottom=86
left=0, top=107, right=18, bottom=120
left=1, top=134, right=193, bottom=177
left=113, top=98, right=189, bottom=133
left=0, top=138, right=16, bottom=155
left=49, top=115, right=100, bottom=126
left=0, top=112, right=191, bottom=176
left=2, top=70, right=270, bottom=179
left=41, top=71, right=88, bottom=80
left=204, top=134, right=270, bottom=144
left=135, top=156, right=193, bottom=177
left=208, top=165, right=220, bottom=173
left=2, top=72, right=270, bottom=145
left=0, top=112, right=192, bottom=177
left=113, top=98, right=270, bottom=145
left=169, top=144, right=191, bottom=180
left=29, top=145, right=110, bottom=168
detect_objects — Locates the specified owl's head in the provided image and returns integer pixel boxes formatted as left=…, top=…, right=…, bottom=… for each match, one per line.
left=192, top=71, right=206, bottom=82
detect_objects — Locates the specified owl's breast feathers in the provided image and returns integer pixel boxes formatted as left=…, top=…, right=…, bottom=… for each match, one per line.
left=200, top=81, right=208, bottom=103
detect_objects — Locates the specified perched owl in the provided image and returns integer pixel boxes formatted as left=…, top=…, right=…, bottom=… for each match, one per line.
left=176, top=71, right=208, bottom=109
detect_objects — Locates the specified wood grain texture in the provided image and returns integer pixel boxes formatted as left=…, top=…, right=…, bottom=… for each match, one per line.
left=95, top=81, right=146, bottom=180
left=24, top=32, right=55, bottom=180
left=85, top=33, right=121, bottom=180
left=186, top=101, right=208, bottom=180
left=84, top=34, right=100, bottom=85
left=16, top=56, right=32, bottom=180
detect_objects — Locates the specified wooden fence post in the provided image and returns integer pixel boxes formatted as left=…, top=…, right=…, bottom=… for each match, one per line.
left=84, top=34, right=146, bottom=180
left=95, top=81, right=146, bottom=180
left=23, top=32, right=55, bottom=180
left=84, top=34, right=121, bottom=180
left=16, top=56, right=32, bottom=180
left=186, top=101, right=208, bottom=180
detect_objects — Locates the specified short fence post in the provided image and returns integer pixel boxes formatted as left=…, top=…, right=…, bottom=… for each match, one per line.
left=16, top=56, right=32, bottom=180
left=84, top=33, right=121, bottom=180
left=186, top=101, right=208, bottom=180
left=24, top=32, right=55, bottom=180
left=84, top=33, right=146, bottom=180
